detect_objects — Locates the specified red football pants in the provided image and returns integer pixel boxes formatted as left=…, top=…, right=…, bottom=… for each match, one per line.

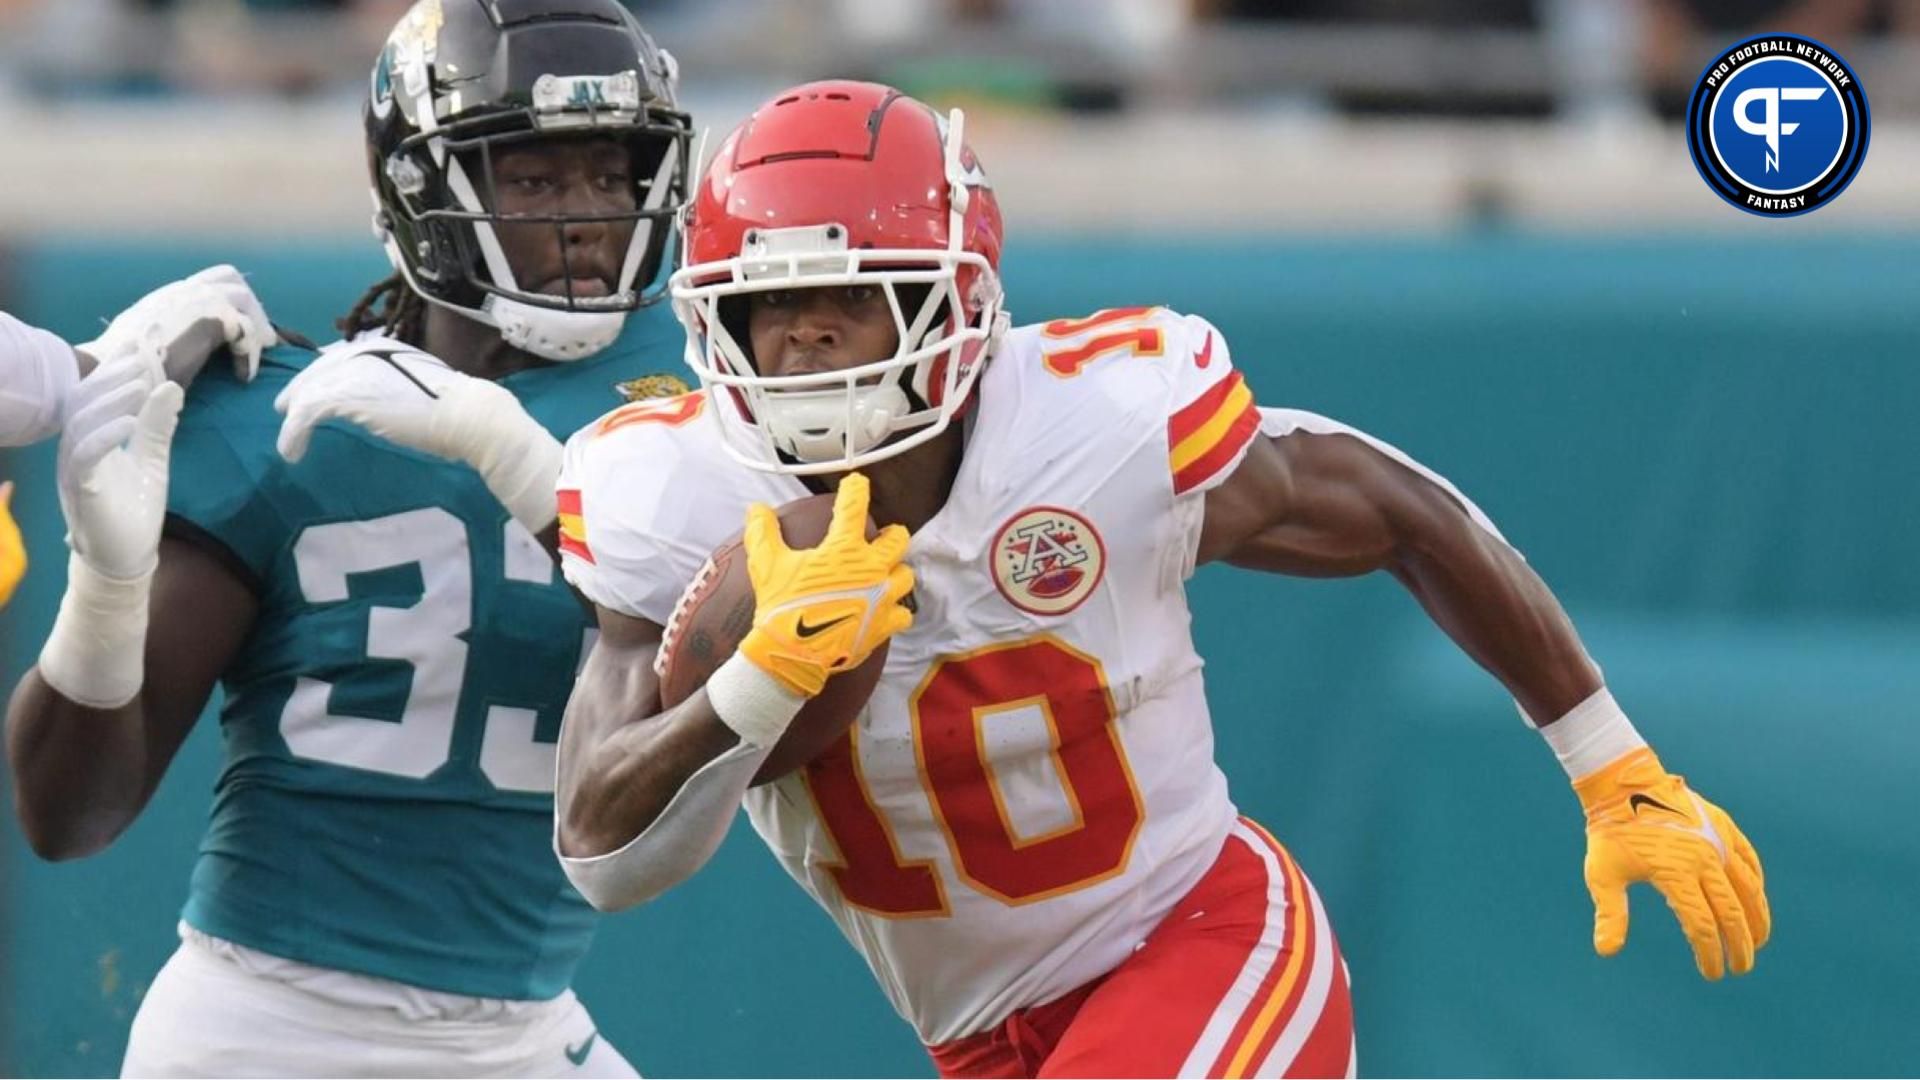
left=927, top=818, right=1354, bottom=1079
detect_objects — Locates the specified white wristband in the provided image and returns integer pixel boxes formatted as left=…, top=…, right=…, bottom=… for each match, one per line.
left=703, top=652, right=806, bottom=748
left=38, top=553, right=153, bottom=709
left=432, top=378, right=563, bottom=534
left=0, top=312, right=79, bottom=447
left=1536, top=687, right=1646, bottom=781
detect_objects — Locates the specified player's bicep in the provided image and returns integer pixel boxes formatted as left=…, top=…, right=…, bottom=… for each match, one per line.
left=139, top=535, right=259, bottom=792
left=1206, top=407, right=1516, bottom=577
left=1202, top=430, right=1401, bottom=576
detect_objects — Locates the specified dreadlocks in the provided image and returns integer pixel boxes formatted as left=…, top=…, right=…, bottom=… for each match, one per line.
left=336, top=272, right=427, bottom=344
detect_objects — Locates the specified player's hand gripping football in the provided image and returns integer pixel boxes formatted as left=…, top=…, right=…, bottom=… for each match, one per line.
left=737, top=473, right=914, bottom=698
left=274, top=344, right=561, bottom=533
left=80, top=264, right=277, bottom=385
left=1575, top=747, right=1771, bottom=980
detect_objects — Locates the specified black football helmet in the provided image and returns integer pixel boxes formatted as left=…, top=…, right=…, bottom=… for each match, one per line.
left=366, top=0, right=691, bottom=360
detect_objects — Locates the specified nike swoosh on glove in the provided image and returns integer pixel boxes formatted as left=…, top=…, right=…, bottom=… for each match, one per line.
left=1576, top=747, right=1771, bottom=980
left=737, top=473, right=915, bottom=698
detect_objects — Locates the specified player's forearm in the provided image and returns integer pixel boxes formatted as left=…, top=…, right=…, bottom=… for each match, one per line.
left=1388, top=504, right=1601, bottom=725
left=557, top=692, right=773, bottom=911
left=5, top=671, right=163, bottom=859
left=558, top=692, right=745, bottom=858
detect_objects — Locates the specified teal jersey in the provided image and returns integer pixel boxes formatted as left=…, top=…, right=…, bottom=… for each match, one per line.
left=165, top=307, right=685, bottom=1000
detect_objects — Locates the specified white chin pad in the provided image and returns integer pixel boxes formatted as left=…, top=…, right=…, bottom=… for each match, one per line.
left=487, top=297, right=627, bottom=362
left=761, top=384, right=910, bottom=463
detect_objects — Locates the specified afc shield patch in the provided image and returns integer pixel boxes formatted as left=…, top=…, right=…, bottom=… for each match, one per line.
left=990, top=506, right=1106, bottom=617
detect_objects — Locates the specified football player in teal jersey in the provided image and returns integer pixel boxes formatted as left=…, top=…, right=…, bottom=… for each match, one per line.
left=4, top=1, right=691, bottom=1075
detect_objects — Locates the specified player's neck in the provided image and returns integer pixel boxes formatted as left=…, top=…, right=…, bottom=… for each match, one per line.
left=827, top=422, right=964, bottom=535
left=420, top=305, right=555, bottom=381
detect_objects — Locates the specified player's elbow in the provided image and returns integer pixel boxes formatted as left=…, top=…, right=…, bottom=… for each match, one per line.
left=572, top=875, right=653, bottom=914
left=559, top=831, right=703, bottom=913
left=13, top=795, right=121, bottom=862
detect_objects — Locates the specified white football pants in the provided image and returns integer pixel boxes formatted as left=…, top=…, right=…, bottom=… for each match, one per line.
left=121, top=925, right=638, bottom=1078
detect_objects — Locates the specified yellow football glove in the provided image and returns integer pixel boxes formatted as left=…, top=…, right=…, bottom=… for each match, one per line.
left=1575, top=747, right=1771, bottom=980
left=738, top=473, right=914, bottom=698
left=0, top=480, right=25, bottom=609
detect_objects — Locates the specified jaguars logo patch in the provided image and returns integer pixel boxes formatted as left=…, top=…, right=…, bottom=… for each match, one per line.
left=370, top=0, right=443, bottom=120
left=990, top=506, right=1106, bottom=617
left=615, top=373, right=691, bottom=402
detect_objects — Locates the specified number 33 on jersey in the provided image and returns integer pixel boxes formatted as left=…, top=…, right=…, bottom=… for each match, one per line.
left=162, top=342, right=621, bottom=1000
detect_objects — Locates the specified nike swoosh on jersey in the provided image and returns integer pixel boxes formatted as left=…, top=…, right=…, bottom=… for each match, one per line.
left=565, top=1032, right=598, bottom=1067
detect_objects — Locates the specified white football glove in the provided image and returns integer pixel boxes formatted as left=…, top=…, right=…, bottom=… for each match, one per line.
left=39, top=352, right=185, bottom=708
left=58, top=353, right=182, bottom=580
left=274, top=343, right=563, bottom=533
left=80, top=264, right=278, bottom=386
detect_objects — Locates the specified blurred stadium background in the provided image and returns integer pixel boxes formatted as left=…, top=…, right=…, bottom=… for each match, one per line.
left=1, top=0, right=1917, bottom=1076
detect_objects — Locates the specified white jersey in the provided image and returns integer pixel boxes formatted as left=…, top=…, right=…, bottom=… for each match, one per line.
left=561, top=306, right=1267, bottom=1044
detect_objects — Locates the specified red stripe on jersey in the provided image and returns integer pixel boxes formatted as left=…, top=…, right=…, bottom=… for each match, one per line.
left=1172, top=402, right=1261, bottom=497
left=1168, top=370, right=1247, bottom=448
left=558, top=533, right=595, bottom=565
left=556, top=489, right=593, bottom=563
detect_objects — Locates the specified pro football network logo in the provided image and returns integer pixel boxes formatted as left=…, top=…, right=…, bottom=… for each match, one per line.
left=990, top=507, right=1105, bottom=617
left=1686, top=34, right=1869, bottom=217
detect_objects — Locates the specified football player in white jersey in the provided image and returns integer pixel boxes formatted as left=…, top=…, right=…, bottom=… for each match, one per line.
left=291, top=80, right=1772, bottom=1078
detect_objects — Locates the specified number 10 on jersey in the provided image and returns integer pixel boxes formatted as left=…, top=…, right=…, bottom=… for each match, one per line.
left=800, top=635, right=1145, bottom=916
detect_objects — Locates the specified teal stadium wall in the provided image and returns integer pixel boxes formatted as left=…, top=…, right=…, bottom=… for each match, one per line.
left=1, top=235, right=1916, bottom=1077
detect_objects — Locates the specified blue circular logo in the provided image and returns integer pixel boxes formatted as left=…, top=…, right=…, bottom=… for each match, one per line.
left=1687, top=34, right=1869, bottom=217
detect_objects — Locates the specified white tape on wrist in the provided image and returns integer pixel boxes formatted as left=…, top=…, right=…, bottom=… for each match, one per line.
left=38, top=554, right=152, bottom=709
left=703, top=652, right=806, bottom=748
left=432, top=378, right=563, bottom=534
left=1538, top=687, right=1646, bottom=781
left=0, top=312, right=79, bottom=446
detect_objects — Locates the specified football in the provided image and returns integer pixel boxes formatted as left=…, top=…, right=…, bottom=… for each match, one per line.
left=654, top=493, right=888, bottom=784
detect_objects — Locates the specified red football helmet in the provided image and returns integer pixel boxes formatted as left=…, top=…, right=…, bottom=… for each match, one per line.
left=670, top=81, right=1007, bottom=474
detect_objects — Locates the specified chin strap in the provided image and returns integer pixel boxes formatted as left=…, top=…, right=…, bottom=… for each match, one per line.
left=484, top=297, right=628, bottom=362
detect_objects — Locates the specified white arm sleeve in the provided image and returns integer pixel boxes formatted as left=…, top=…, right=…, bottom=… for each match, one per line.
left=556, top=736, right=775, bottom=912
left=0, top=313, right=78, bottom=447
